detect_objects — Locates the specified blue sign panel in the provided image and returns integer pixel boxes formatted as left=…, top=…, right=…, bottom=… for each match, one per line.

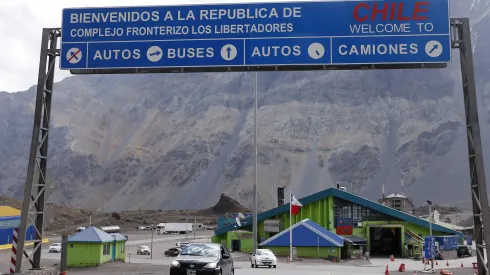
left=424, top=236, right=436, bottom=259
left=60, top=0, right=451, bottom=70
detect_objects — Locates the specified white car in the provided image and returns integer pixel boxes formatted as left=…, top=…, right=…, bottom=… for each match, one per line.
left=137, top=245, right=151, bottom=255
left=48, top=243, right=62, bottom=253
left=250, top=249, right=277, bottom=268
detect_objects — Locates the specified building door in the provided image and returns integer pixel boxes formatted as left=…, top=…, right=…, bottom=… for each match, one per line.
left=112, top=243, right=116, bottom=262
left=369, top=227, right=402, bottom=257
left=231, top=240, right=241, bottom=252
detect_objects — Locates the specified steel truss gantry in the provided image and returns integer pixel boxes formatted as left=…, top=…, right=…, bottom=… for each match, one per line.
left=451, top=18, right=490, bottom=275
left=14, top=28, right=60, bottom=273
left=13, top=19, right=490, bottom=274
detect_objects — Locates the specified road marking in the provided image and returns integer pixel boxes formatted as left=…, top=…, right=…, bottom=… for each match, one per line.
left=308, top=43, right=325, bottom=59
left=425, top=41, right=443, bottom=58
left=66, top=48, right=82, bottom=64
left=221, top=44, right=237, bottom=61
left=147, top=46, right=163, bottom=62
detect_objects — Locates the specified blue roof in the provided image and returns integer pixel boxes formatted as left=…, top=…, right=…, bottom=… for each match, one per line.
left=68, top=226, right=117, bottom=243
left=259, top=219, right=343, bottom=247
left=110, top=233, right=127, bottom=242
left=215, top=188, right=461, bottom=236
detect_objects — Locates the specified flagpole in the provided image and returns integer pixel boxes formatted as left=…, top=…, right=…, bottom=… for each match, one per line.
left=289, top=191, right=292, bottom=261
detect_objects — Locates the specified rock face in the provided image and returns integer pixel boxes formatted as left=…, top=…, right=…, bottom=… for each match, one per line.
left=203, top=194, right=251, bottom=215
left=1, top=1, right=490, bottom=211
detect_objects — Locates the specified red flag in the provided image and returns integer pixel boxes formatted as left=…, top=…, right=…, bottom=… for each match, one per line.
left=290, top=194, right=303, bottom=215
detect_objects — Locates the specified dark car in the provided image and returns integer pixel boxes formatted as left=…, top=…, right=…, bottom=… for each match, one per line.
left=170, top=243, right=234, bottom=275
left=165, top=247, right=182, bottom=257
left=457, top=245, right=472, bottom=257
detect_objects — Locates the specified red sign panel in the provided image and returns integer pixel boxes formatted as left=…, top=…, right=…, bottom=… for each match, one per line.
left=336, top=225, right=353, bottom=235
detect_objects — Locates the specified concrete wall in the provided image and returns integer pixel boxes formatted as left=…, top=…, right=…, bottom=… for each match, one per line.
left=17, top=267, right=58, bottom=275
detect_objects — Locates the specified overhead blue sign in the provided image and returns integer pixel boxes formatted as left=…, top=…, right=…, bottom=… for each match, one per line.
left=60, top=0, right=451, bottom=70
left=424, top=236, right=436, bottom=259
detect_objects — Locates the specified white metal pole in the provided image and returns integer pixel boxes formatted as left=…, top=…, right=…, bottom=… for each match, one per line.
left=290, top=191, right=293, bottom=261
left=429, top=204, right=432, bottom=236
left=150, top=225, right=154, bottom=259
left=252, top=71, right=258, bottom=253
left=429, top=204, right=433, bottom=269
left=272, top=162, right=275, bottom=209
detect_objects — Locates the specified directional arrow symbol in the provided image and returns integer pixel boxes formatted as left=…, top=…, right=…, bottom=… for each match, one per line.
left=70, top=51, right=79, bottom=60
left=149, top=51, right=161, bottom=57
left=226, top=47, right=231, bottom=59
left=429, top=44, right=438, bottom=54
left=221, top=44, right=237, bottom=61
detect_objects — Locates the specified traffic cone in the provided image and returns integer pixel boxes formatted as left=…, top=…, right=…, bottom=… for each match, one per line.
left=391, top=254, right=395, bottom=261
left=413, top=271, right=417, bottom=275
left=333, top=257, right=337, bottom=263
left=461, top=262, right=464, bottom=267
left=436, top=260, right=438, bottom=266
left=446, top=260, right=449, bottom=266
left=385, top=265, right=390, bottom=275
left=286, top=256, right=290, bottom=262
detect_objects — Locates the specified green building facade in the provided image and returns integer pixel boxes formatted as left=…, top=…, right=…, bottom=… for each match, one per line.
left=212, top=188, right=461, bottom=259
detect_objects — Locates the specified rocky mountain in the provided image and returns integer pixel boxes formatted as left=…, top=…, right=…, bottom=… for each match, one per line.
left=1, top=0, right=490, bottom=212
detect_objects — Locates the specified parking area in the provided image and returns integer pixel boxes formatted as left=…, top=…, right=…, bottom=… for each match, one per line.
left=0, top=231, right=480, bottom=275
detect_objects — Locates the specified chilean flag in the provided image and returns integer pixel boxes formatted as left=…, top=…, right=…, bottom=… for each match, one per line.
left=290, top=193, right=303, bottom=215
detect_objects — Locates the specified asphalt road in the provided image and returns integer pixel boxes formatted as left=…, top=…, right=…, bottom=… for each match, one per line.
left=0, top=230, right=213, bottom=274
left=0, top=230, right=480, bottom=275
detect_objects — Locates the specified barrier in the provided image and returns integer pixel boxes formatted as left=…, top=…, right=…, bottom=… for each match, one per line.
left=9, top=228, right=18, bottom=274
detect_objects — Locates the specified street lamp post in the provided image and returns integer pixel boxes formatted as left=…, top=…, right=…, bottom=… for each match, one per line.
left=150, top=224, right=154, bottom=259
left=186, top=211, right=189, bottom=240
left=427, top=200, right=433, bottom=269
left=252, top=71, right=258, bottom=253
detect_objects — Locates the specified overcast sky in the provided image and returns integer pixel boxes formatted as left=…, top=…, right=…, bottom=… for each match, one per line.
left=0, top=0, right=302, bottom=93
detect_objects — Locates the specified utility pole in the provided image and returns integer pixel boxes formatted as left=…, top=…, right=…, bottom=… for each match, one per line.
left=150, top=224, right=154, bottom=259
left=269, top=138, right=279, bottom=209
left=427, top=200, right=433, bottom=270
left=186, top=211, right=189, bottom=240
left=252, top=71, right=258, bottom=253
left=194, top=217, right=196, bottom=239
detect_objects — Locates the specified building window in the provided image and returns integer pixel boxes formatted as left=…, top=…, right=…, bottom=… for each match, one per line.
left=103, top=243, right=111, bottom=255
left=333, top=198, right=395, bottom=226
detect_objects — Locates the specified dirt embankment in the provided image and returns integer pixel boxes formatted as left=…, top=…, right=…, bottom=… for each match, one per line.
left=0, top=193, right=250, bottom=234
